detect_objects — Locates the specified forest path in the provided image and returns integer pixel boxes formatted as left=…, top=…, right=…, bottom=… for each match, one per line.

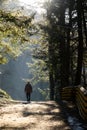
left=0, top=101, right=71, bottom=130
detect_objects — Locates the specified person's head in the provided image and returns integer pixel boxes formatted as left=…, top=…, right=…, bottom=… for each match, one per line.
left=27, top=81, right=30, bottom=84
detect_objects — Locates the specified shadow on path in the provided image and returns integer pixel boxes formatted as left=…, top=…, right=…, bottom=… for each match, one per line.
left=0, top=101, right=71, bottom=130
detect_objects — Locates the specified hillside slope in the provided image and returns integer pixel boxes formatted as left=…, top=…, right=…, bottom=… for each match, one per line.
left=0, top=88, right=13, bottom=106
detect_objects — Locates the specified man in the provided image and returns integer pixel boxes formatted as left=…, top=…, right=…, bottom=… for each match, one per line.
left=24, top=82, right=32, bottom=102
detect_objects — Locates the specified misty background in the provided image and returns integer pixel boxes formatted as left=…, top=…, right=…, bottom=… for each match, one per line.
left=0, top=0, right=49, bottom=101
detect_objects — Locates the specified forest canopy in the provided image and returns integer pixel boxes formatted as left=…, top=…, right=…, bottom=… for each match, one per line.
left=0, top=0, right=87, bottom=101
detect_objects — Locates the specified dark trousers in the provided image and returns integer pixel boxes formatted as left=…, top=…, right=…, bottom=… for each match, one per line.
left=26, top=93, right=31, bottom=101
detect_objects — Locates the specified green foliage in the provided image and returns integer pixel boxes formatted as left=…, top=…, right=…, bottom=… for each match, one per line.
left=27, top=58, right=49, bottom=85
left=38, top=87, right=49, bottom=100
left=0, top=10, right=35, bottom=64
left=0, top=88, right=12, bottom=99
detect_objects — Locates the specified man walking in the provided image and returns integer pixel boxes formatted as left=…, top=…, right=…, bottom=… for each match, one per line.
left=24, top=82, right=32, bottom=102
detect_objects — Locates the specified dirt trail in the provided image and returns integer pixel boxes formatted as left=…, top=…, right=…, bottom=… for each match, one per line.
left=0, top=101, right=71, bottom=130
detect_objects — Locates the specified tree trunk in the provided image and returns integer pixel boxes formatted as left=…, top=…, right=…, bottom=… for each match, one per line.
left=74, top=0, right=84, bottom=85
left=49, top=71, right=55, bottom=100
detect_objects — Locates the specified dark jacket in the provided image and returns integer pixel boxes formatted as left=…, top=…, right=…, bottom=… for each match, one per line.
left=25, top=82, right=32, bottom=94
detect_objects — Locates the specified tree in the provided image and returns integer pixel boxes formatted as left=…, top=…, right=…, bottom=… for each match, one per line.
left=43, top=0, right=87, bottom=97
left=74, top=0, right=85, bottom=85
left=29, top=0, right=87, bottom=101
left=0, top=10, right=36, bottom=64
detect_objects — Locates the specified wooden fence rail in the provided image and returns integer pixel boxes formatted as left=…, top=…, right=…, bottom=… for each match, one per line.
left=61, top=86, right=87, bottom=121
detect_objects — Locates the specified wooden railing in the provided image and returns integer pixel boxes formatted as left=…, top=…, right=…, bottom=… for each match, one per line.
left=61, top=87, right=74, bottom=101
left=76, top=87, right=87, bottom=120
left=61, top=86, right=87, bottom=121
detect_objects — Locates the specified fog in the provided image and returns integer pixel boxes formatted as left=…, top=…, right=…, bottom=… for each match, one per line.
left=0, top=0, right=49, bottom=101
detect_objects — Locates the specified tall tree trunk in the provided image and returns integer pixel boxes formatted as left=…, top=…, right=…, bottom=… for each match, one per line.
left=49, top=71, right=55, bottom=100
left=48, top=39, right=55, bottom=100
left=65, top=2, right=72, bottom=86
left=59, top=3, right=67, bottom=87
left=74, top=0, right=84, bottom=85
left=82, top=2, right=87, bottom=46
